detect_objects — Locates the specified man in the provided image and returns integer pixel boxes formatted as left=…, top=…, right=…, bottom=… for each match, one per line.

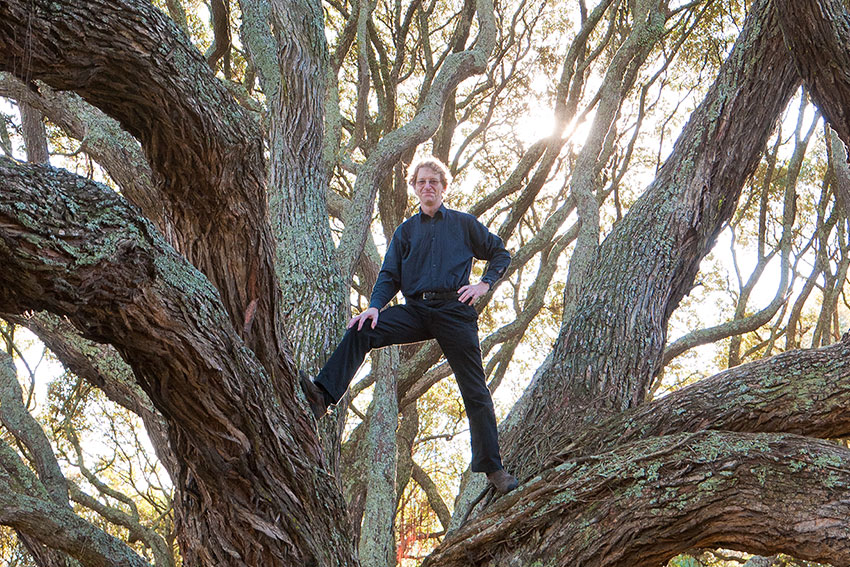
left=301, top=157, right=518, bottom=494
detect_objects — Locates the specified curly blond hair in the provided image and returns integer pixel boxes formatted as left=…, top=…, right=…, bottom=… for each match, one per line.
left=406, top=157, right=452, bottom=188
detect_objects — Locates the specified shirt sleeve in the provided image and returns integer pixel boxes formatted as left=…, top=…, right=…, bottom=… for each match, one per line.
left=469, top=217, right=511, bottom=287
left=369, top=226, right=404, bottom=310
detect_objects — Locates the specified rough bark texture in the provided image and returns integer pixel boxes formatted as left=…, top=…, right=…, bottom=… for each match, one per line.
left=553, top=334, right=850, bottom=463
left=265, top=0, right=349, bottom=372
left=0, top=75, right=170, bottom=240
left=0, top=0, right=286, bottom=378
left=5, top=0, right=850, bottom=565
left=0, top=159, right=356, bottom=566
left=428, top=432, right=850, bottom=567
left=357, top=349, right=399, bottom=567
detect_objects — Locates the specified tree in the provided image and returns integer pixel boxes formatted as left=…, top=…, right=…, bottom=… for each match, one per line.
left=1, top=0, right=850, bottom=566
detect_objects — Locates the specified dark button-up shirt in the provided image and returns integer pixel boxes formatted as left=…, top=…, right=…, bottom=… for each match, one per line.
left=369, top=204, right=511, bottom=310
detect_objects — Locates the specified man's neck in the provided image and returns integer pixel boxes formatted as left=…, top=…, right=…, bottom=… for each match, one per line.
left=420, top=203, right=442, bottom=217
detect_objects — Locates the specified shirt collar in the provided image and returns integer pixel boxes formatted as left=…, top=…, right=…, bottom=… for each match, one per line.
left=419, top=204, right=447, bottom=221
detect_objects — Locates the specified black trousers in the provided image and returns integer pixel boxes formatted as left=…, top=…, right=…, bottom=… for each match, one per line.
left=316, top=298, right=503, bottom=473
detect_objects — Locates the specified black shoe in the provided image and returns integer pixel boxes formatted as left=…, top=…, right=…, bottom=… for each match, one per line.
left=299, top=371, right=328, bottom=420
left=486, top=468, right=519, bottom=494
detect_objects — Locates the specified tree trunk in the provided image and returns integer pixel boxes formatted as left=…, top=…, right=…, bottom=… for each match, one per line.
left=358, top=349, right=399, bottom=567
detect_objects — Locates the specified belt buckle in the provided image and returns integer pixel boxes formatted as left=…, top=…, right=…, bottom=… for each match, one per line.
left=422, top=291, right=435, bottom=300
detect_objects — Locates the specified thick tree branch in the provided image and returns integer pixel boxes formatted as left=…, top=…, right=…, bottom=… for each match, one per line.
left=0, top=158, right=356, bottom=566
left=775, top=0, right=850, bottom=147
left=0, top=469, right=151, bottom=567
left=0, top=0, right=254, bottom=216
left=498, top=0, right=801, bottom=482
left=0, top=74, right=168, bottom=238
left=0, top=0, right=284, bottom=370
left=357, top=348, right=398, bottom=567
left=553, top=335, right=850, bottom=465
left=430, top=432, right=850, bottom=567
left=265, top=0, right=350, bottom=378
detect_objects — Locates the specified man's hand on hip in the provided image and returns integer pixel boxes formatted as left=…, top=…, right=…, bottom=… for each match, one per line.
left=348, top=307, right=380, bottom=330
left=458, top=281, right=490, bottom=305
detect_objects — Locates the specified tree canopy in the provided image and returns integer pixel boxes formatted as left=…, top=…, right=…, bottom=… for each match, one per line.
left=1, top=0, right=850, bottom=565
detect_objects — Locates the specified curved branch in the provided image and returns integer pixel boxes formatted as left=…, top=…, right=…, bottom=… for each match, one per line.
left=0, top=0, right=256, bottom=213
left=429, top=431, right=850, bottom=567
left=205, top=0, right=232, bottom=72
left=0, top=0, right=283, bottom=369
left=0, top=470, right=151, bottom=567
left=555, top=335, right=850, bottom=465
left=0, top=351, right=68, bottom=507
left=411, top=463, right=451, bottom=530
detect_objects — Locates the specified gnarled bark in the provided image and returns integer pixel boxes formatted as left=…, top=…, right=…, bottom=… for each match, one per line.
left=776, top=0, right=850, bottom=147
left=0, top=0, right=285, bottom=376
left=0, top=159, right=355, bottom=566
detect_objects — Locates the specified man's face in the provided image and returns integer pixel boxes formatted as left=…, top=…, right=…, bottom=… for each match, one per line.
left=412, top=166, right=446, bottom=209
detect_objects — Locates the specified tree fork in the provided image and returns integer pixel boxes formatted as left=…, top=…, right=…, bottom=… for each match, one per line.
left=497, top=0, right=801, bottom=482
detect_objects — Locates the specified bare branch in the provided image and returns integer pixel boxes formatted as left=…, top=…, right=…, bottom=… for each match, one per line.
left=557, top=335, right=850, bottom=464
left=0, top=351, right=68, bottom=506
left=334, top=0, right=497, bottom=279
left=411, top=463, right=451, bottom=531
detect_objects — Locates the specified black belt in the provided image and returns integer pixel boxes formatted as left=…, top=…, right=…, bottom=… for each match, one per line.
left=410, top=291, right=459, bottom=301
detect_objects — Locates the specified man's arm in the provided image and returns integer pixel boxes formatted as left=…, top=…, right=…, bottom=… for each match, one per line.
left=350, top=226, right=404, bottom=330
left=460, top=217, right=510, bottom=304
